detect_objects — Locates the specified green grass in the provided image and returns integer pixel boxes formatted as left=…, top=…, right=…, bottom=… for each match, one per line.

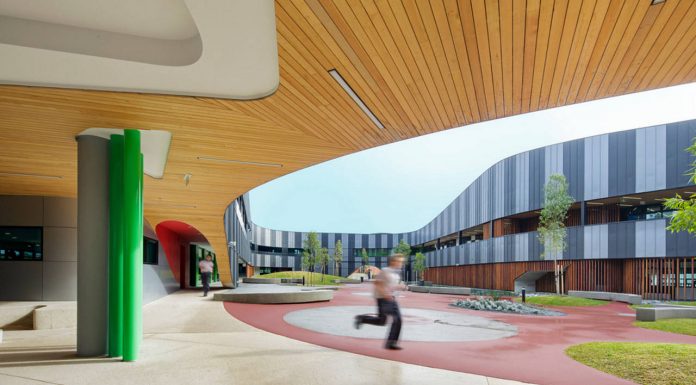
left=634, top=318, right=696, bottom=336
left=668, top=301, right=696, bottom=307
left=514, top=295, right=607, bottom=307
left=630, top=304, right=654, bottom=310
left=566, top=342, right=696, bottom=385
left=256, top=271, right=343, bottom=286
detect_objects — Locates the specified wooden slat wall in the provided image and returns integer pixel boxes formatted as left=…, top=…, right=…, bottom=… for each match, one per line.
left=425, top=257, right=696, bottom=300
left=585, top=205, right=620, bottom=225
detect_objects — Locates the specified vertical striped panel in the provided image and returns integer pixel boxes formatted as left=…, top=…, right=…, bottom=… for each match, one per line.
left=636, top=125, right=667, bottom=193
left=584, top=224, right=608, bottom=259
left=584, top=135, right=609, bottom=200
left=608, top=130, right=636, bottom=197
left=544, top=143, right=564, bottom=182
left=635, top=219, right=666, bottom=258
left=563, top=139, right=584, bottom=201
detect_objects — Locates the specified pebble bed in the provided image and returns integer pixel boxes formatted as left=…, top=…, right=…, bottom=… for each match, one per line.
left=452, top=297, right=565, bottom=316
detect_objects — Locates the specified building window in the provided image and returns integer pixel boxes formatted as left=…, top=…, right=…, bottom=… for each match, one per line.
left=0, top=227, right=42, bottom=261
left=143, top=237, right=158, bottom=265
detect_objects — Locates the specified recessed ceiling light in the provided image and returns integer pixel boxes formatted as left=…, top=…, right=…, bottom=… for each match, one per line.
left=329, top=69, right=385, bottom=130
left=0, top=172, right=62, bottom=179
left=651, top=0, right=665, bottom=5
left=586, top=202, right=604, bottom=206
left=197, top=156, right=282, bottom=168
left=622, top=196, right=642, bottom=200
left=684, top=191, right=696, bottom=195
left=618, top=204, right=633, bottom=207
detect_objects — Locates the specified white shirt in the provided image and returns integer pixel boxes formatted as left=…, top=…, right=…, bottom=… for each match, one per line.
left=199, top=260, right=214, bottom=273
left=374, top=267, right=400, bottom=299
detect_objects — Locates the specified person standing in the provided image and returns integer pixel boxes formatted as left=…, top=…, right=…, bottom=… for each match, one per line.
left=199, top=253, right=214, bottom=297
left=354, top=254, right=405, bottom=350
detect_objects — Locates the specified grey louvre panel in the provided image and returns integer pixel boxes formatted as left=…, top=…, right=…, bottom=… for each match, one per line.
left=545, top=143, right=563, bottom=183
left=528, top=232, right=542, bottom=261
left=504, top=156, right=516, bottom=217
left=635, top=220, right=666, bottom=258
left=283, top=231, right=290, bottom=248
left=635, top=125, right=666, bottom=193
left=584, top=224, right=609, bottom=259
left=666, top=222, right=696, bottom=257
left=563, top=139, right=584, bottom=201
left=666, top=120, right=696, bottom=188
left=328, top=233, right=335, bottom=249
left=529, top=148, right=545, bottom=210
left=564, top=226, right=584, bottom=260
left=321, top=232, right=328, bottom=248
left=607, top=222, right=635, bottom=259
left=348, top=233, right=355, bottom=250
left=608, top=130, right=636, bottom=197
left=584, top=135, right=609, bottom=201
left=295, top=232, right=302, bottom=249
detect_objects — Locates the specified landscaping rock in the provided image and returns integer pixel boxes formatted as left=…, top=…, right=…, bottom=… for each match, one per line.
left=452, top=297, right=565, bottom=316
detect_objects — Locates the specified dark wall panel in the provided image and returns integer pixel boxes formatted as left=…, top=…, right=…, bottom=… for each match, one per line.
left=608, top=130, right=636, bottom=197
left=563, top=139, right=584, bottom=201
left=666, top=120, right=696, bottom=188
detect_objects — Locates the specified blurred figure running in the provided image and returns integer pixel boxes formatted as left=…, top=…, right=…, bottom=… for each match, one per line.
left=354, top=254, right=405, bottom=350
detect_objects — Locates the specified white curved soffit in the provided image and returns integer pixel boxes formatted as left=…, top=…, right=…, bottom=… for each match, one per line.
left=77, top=128, right=172, bottom=179
left=0, top=0, right=279, bottom=100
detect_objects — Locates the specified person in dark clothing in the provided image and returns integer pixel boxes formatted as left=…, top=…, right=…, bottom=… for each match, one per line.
left=354, top=254, right=405, bottom=350
left=199, top=253, right=214, bottom=297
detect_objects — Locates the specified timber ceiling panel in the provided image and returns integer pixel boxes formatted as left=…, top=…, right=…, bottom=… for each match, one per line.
left=1, top=0, right=695, bottom=284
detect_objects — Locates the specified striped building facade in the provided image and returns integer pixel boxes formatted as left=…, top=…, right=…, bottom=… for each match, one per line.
left=225, top=119, right=696, bottom=300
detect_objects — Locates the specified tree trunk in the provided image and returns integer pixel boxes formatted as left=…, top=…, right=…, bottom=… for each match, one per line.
left=561, top=265, right=565, bottom=294
left=554, top=261, right=560, bottom=295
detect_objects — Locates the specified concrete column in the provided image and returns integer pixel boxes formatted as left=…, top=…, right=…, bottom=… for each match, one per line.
left=77, top=135, right=109, bottom=357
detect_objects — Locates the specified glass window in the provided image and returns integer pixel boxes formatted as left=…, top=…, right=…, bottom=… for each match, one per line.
left=143, top=237, right=158, bottom=265
left=0, top=227, right=42, bottom=261
left=645, top=205, right=662, bottom=220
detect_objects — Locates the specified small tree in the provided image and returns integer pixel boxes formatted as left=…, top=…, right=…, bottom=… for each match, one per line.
left=319, top=247, right=330, bottom=281
left=333, top=240, right=343, bottom=277
left=361, top=248, right=369, bottom=273
left=537, top=174, right=574, bottom=294
left=664, top=140, right=696, bottom=233
left=413, top=252, right=426, bottom=282
left=392, top=239, right=411, bottom=259
left=303, top=232, right=320, bottom=285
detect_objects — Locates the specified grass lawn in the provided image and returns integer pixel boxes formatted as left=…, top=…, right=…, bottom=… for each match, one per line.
left=257, top=271, right=343, bottom=286
left=514, top=295, right=607, bottom=307
left=634, top=318, right=696, bottom=336
left=669, top=301, right=696, bottom=307
left=630, top=304, right=654, bottom=309
left=566, top=342, right=696, bottom=385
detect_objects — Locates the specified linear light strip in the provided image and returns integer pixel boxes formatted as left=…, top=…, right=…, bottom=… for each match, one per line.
left=328, top=69, right=385, bottom=130
left=0, top=172, right=62, bottom=179
left=196, top=156, right=283, bottom=168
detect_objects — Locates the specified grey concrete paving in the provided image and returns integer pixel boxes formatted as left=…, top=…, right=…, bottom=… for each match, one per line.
left=284, top=305, right=517, bottom=342
left=0, top=290, right=533, bottom=385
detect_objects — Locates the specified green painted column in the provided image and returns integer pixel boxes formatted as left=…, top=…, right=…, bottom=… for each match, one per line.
left=123, top=129, right=143, bottom=362
left=108, top=135, right=124, bottom=357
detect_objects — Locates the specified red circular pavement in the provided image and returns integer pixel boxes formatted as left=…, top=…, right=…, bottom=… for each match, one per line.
left=223, top=284, right=696, bottom=385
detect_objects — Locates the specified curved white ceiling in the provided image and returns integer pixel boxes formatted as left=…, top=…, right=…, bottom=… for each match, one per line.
left=0, top=0, right=279, bottom=100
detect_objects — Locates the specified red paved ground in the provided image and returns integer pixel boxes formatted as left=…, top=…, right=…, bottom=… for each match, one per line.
left=223, top=284, right=696, bottom=385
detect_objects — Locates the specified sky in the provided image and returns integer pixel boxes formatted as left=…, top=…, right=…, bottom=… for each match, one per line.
left=250, top=82, right=696, bottom=234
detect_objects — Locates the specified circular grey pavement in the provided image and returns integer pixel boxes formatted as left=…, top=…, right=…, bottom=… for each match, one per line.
left=283, top=306, right=517, bottom=342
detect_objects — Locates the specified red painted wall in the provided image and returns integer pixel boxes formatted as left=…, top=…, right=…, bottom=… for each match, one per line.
left=155, top=224, right=187, bottom=285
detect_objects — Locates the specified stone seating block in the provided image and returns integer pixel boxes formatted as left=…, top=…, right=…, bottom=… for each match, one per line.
left=636, top=307, right=696, bottom=322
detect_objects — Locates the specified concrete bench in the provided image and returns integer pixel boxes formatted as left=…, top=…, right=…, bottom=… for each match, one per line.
left=568, top=290, right=641, bottom=305
left=33, top=303, right=76, bottom=330
left=636, top=307, right=696, bottom=322
left=214, top=289, right=333, bottom=304
left=407, top=285, right=471, bottom=295
left=242, top=277, right=282, bottom=284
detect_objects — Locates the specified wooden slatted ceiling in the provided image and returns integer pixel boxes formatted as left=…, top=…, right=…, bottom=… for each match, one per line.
left=1, top=0, right=695, bottom=285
